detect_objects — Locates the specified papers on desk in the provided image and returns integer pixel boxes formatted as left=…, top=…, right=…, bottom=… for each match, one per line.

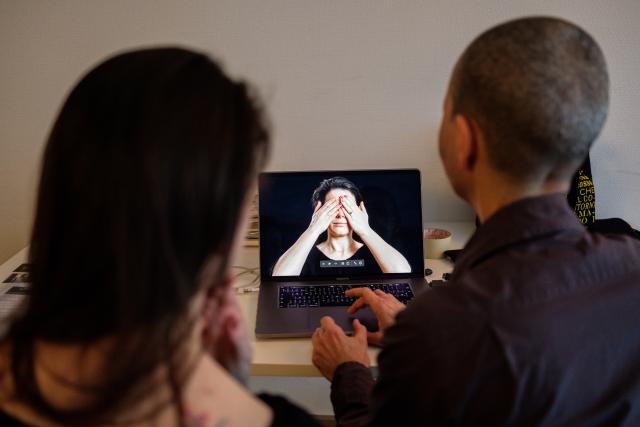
left=244, top=193, right=259, bottom=247
left=3, top=272, right=30, bottom=283
left=0, top=264, right=31, bottom=336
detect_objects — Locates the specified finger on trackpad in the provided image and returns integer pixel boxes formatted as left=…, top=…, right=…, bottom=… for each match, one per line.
left=308, top=309, right=350, bottom=331
left=350, top=313, right=379, bottom=332
left=308, top=308, right=378, bottom=334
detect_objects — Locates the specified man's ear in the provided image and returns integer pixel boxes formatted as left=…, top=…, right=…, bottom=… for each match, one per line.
left=454, top=114, right=478, bottom=172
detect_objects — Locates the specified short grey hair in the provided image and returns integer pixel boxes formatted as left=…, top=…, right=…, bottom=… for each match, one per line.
left=451, top=17, right=609, bottom=182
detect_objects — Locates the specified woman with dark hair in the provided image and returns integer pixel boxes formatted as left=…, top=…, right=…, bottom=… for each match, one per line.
left=0, top=48, right=319, bottom=426
left=272, top=176, right=410, bottom=276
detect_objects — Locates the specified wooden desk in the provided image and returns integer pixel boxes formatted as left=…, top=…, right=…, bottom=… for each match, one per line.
left=0, top=221, right=475, bottom=416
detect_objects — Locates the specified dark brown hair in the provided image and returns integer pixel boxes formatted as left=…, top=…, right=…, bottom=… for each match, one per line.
left=451, top=17, right=609, bottom=182
left=311, top=176, right=363, bottom=209
left=4, top=47, right=269, bottom=424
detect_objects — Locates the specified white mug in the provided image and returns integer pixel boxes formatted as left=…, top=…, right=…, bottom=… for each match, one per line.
left=423, top=228, right=452, bottom=259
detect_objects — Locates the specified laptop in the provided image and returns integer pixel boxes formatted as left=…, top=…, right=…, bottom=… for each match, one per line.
left=255, top=169, right=429, bottom=338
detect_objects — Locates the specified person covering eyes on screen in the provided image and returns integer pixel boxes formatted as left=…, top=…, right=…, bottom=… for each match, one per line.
left=272, top=177, right=411, bottom=276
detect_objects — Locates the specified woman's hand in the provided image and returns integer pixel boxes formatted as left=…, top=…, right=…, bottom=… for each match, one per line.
left=202, top=282, right=252, bottom=384
left=341, top=197, right=371, bottom=237
left=308, top=198, right=340, bottom=236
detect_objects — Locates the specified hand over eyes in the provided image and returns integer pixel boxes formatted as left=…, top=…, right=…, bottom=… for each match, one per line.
left=341, top=198, right=370, bottom=236
left=308, top=199, right=340, bottom=235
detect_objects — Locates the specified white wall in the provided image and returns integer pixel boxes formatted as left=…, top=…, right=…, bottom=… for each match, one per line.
left=1, top=0, right=639, bottom=264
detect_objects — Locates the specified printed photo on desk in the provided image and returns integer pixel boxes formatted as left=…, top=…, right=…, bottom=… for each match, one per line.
left=3, top=272, right=30, bottom=284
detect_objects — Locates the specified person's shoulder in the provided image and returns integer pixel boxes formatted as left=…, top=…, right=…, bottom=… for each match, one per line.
left=0, top=409, right=27, bottom=427
left=580, top=231, right=640, bottom=276
left=310, top=244, right=327, bottom=257
left=0, top=357, right=34, bottom=427
left=257, top=393, right=321, bottom=427
left=352, top=242, right=369, bottom=255
left=185, top=356, right=273, bottom=426
left=588, top=229, right=640, bottom=252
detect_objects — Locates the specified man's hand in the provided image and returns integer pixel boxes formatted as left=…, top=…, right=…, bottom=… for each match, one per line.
left=346, top=287, right=406, bottom=346
left=311, top=316, right=370, bottom=382
left=341, top=198, right=371, bottom=237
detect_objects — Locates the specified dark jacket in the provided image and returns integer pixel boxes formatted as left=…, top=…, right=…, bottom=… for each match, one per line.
left=331, top=193, right=640, bottom=426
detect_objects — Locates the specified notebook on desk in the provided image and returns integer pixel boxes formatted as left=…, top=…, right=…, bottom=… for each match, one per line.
left=255, top=169, right=429, bottom=338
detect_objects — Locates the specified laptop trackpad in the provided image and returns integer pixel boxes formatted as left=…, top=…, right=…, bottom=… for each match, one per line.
left=308, top=307, right=379, bottom=335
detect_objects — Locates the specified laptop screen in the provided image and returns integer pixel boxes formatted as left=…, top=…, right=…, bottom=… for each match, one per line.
left=259, top=169, right=424, bottom=279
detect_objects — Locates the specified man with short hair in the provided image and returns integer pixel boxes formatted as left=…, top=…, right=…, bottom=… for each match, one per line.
left=311, top=16, right=640, bottom=426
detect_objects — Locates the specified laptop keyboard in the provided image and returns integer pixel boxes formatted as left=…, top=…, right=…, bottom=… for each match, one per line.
left=278, top=283, right=414, bottom=308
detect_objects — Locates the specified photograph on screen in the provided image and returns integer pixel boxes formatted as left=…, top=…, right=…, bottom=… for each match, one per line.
left=259, top=170, right=423, bottom=278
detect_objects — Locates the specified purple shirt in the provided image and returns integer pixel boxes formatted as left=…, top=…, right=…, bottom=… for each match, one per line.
left=331, top=193, right=640, bottom=426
